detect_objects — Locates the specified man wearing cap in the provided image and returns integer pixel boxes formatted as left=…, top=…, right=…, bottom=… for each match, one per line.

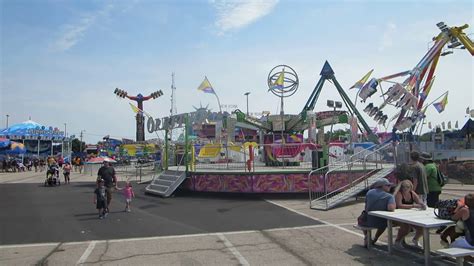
left=421, top=152, right=441, bottom=208
left=364, top=178, right=396, bottom=245
left=97, top=161, right=117, bottom=214
left=410, top=151, right=429, bottom=205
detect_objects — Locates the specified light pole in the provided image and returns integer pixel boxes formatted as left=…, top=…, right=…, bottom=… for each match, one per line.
left=6, top=114, right=9, bottom=128
left=327, top=100, right=343, bottom=142
left=244, top=92, right=250, bottom=116
left=80, top=130, right=86, bottom=153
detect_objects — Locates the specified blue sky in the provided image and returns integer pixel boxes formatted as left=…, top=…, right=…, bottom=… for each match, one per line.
left=1, top=0, right=473, bottom=143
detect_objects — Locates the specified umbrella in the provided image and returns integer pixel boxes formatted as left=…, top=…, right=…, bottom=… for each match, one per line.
left=0, top=141, right=26, bottom=155
left=0, top=138, right=10, bottom=148
left=86, top=156, right=117, bottom=164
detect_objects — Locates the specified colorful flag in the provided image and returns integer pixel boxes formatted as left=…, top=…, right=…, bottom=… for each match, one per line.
left=419, top=76, right=435, bottom=100
left=129, top=103, right=142, bottom=114
left=349, top=69, right=373, bottom=90
left=129, top=102, right=152, bottom=117
left=272, top=71, right=285, bottom=90
left=433, top=93, right=448, bottom=113
left=197, top=76, right=216, bottom=94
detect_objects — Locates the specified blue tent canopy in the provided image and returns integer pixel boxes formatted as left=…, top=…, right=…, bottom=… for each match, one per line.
left=0, top=120, right=65, bottom=140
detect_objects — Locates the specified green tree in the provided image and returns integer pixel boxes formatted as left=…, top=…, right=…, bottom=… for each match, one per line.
left=325, top=129, right=350, bottom=142
left=418, top=132, right=432, bottom=142
left=71, top=138, right=86, bottom=153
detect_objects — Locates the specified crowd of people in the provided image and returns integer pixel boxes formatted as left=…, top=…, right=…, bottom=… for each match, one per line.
left=361, top=150, right=473, bottom=252
left=1, top=154, right=83, bottom=185
left=1, top=156, right=36, bottom=172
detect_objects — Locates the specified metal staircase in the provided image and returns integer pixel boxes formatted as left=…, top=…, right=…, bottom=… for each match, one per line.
left=309, top=167, right=394, bottom=210
left=309, top=143, right=396, bottom=210
left=145, top=170, right=187, bottom=197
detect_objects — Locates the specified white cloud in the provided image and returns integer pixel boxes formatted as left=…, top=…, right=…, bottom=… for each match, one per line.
left=54, top=4, right=114, bottom=51
left=212, top=0, right=279, bottom=35
left=378, top=22, right=397, bottom=51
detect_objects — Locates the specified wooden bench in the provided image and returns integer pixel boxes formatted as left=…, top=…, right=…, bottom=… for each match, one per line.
left=353, top=224, right=377, bottom=249
left=437, top=247, right=474, bottom=266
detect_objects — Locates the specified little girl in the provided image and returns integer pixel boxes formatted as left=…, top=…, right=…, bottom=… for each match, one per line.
left=118, top=181, right=135, bottom=212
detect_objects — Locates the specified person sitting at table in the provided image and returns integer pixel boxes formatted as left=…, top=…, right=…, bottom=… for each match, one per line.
left=364, top=178, right=396, bottom=246
left=449, top=193, right=474, bottom=250
left=440, top=197, right=465, bottom=247
left=393, top=179, right=425, bottom=248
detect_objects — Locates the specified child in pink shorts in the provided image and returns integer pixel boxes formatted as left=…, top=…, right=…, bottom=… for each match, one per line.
left=118, top=181, right=135, bottom=212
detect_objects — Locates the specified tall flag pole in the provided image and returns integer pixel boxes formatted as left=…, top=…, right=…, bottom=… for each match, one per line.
left=197, top=76, right=222, bottom=113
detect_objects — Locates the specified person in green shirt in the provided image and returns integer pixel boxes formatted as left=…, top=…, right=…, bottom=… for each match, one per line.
left=421, top=152, right=441, bottom=208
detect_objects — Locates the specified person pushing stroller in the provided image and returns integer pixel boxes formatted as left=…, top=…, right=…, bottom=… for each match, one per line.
left=45, top=163, right=60, bottom=186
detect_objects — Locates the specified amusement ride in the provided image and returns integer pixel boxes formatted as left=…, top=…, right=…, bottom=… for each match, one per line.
left=130, top=22, right=473, bottom=201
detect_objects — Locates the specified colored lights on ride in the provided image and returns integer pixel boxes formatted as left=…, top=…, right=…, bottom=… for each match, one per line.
left=150, top=90, right=164, bottom=99
left=114, top=88, right=128, bottom=98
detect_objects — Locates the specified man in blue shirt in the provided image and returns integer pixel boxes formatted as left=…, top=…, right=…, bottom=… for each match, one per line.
left=365, top=178, right=396, bottom=245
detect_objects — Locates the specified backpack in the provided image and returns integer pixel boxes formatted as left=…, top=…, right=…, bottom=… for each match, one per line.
left=357, top=210, right=368, bottom=226
left=436, top=166, right=447, bottom=187
left=433, top=199, right=458, bottom=220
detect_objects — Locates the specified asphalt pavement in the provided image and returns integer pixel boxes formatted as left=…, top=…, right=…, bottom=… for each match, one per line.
left=1, top=170, right=471, bottom=265
left=0, top=182, right=320, bottom=245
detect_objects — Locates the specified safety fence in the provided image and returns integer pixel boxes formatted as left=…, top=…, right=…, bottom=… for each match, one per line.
left=182, top=142, right=377, bottom=172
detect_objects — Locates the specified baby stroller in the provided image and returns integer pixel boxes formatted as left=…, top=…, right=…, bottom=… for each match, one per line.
left=44, top=164, right=60, bottom=186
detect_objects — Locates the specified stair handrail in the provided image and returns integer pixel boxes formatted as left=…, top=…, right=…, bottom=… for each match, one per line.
left=174, top=153, right=186, bottom=173
left=362, top=142, right=393, bottom=171
left=308, top=142, right=378, bottom=202
left=309, top=142, right=394, bottom=209
left=324, top=143, right=392, bottom=195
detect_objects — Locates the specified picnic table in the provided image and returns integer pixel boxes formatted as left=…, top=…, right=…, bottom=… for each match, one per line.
left=369, top=207, right=455, bottom=265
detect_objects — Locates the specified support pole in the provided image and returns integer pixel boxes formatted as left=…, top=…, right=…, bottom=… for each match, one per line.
left=331, top=76, right=379, bottom=144
left=22, top=139, right=25, bottom=163
left=184, top=115, right=189, bottom=173
left=164, top=129, right=169, bottom=170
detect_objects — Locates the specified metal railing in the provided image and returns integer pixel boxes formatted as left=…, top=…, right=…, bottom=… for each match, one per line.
left=188, top=142, right=378, bottom=172
left=308, top=143, right=395, bottom=209
left=115, top=162, right=156, bottom=183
